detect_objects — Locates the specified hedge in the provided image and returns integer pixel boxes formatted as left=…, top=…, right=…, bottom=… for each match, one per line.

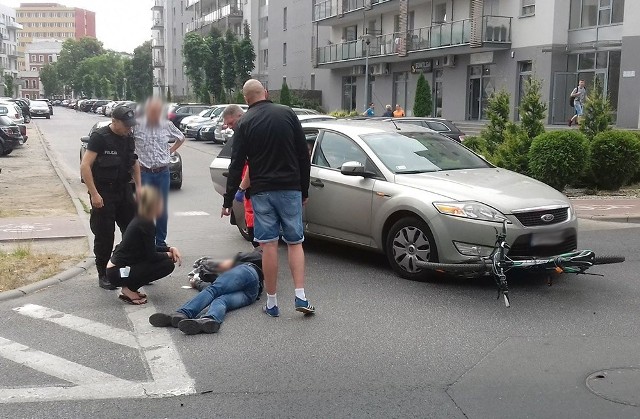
left=528, top=131, right=589, bottom=191
left=590, top=130, right=640, bottom=190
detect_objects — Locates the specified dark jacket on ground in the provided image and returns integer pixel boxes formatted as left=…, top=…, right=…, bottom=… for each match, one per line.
left=110, top=216, right=170, bottom=267
left=223, top=100, right=311, bottom=208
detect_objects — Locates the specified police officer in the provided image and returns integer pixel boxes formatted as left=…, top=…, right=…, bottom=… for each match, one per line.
left=80, top=106, right=141, bottom=290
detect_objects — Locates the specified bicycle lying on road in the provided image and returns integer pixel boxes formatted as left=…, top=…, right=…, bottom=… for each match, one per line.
left=416, top=220, right=625, bottom=308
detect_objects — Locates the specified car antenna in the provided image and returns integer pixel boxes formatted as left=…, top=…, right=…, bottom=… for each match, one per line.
left=391, top=120, right=401, bottom=131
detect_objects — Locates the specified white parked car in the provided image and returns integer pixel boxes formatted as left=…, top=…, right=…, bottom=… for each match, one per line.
left=0, top=102, right=25, bottom=124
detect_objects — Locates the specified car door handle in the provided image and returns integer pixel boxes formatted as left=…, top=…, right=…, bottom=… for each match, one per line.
left=222, top=171, right=229, bottom=177
left=310, top=179, right=324, bottom=188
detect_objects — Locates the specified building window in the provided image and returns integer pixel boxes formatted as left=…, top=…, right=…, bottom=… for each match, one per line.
left=342, top=76, right=357, bottom=111
left=570, top=0, right=624, bottom=29
left=393, top=72, right=409, bottom=112
left=39, top=55, right=44, bottom=62
left=521, top=0, right=535, bottom=16
left=283, top=43, right=287, bottom=65
left=343, top=25, right=358, bottom=42
left=517, top=61, right=533, bottom=119
left=283, top=7, right=287, bottom=30
left=259, top=16, right=268, bottom=39
left=310, top=74, right=315, bottom=90
left=260, top=49, right=268, bottom=69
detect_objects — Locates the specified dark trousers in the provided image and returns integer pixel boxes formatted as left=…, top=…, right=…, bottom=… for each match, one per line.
left=106, top=256, right=175, bottom=291
left=90, top=185, right=136, bottom=277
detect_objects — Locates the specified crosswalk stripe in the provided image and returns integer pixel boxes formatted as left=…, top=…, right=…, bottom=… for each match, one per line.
left=0, top=337, right=130, bottom=387
left=13, top=304, right=138, bottom=349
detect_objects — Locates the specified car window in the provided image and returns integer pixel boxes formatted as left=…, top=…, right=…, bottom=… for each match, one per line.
left=0, top=115, right=12, bottom=124
left=176, top=106, right=190, bottom=114
left=313, top=131, right=368, bottom=169
left=396, top=120, right=426, bottom=129
left=426, top=121, right=450, bottom=132
left=211, top=107, right=224, bottom=117
left=360, top=132, right=491, bottom=173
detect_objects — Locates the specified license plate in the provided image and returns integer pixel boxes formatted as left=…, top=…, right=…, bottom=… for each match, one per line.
left=530, top=230, right=566, bottom=246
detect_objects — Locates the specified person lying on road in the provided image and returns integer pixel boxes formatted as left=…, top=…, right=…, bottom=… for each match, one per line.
left=148, top=249, right=263, bottom=335
left=106, top=186, right=182, bottom=305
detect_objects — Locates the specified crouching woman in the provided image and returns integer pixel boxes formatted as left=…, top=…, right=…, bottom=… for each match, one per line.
left=106, top=186, right=182, bottom=304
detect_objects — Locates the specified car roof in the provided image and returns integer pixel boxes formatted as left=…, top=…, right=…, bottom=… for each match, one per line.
left=300, top=120, right=434, bottom=135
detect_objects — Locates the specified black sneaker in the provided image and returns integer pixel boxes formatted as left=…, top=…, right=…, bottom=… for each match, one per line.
left=177, top=317, right=221, bottom=335
left=98, top=276, right=117, bottom=290
left=149, top=312, right=188, bottom=328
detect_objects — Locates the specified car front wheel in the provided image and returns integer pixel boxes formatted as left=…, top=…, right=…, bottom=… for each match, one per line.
left=385, top=216, right=438, bottom=281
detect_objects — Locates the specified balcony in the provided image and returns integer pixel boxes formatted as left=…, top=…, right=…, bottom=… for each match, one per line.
left=152, top=18, right=164, bottom=29
left=153, top=58, right=164, bottom=67
left=152, top=38, right=165, bottom=48
left=185, top=1, right=242, bottom=33
left=316, top=16, right=511, bottom=65
left=313, top=0, right=392, bottom=23
left=152, top=0, right=163, bottom=10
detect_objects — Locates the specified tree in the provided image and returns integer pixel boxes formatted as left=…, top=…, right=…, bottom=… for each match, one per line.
left=279, top=82, right=292, bottom=106
left=183, top=32, right=209, bottom=102
left=580, top=77, right=613, bottom=139
left=234, top=22, right=256, bottom=87
left=204, top=29, right=223, bottom=102
left=39, top=63, right=62, bottom=97
left=3, top=73, right=14, bottom=97
left=221, top=30, right=238, bottom=92
left=519, top=77, right=546, bottom=140
left=129, top=41, right=153, bottom=101
left=56, top=37, right=104, bottom=92
left=480, top=90, right=510, bottom=155
left=82, top=73, right=95, bottom=97
left=413, top=73, right=432, bottom=117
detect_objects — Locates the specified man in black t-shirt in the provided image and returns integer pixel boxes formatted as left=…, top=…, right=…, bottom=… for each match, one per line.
left=80, top=106, right=141, bottom=290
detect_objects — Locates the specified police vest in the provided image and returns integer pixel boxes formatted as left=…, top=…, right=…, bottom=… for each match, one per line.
left=92, top=129, right=136, bottom=185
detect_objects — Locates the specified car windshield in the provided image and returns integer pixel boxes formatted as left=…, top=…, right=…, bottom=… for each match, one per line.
left=32, top=101, right=48, bottom=108
left=360, top=132, right=490, bottom=173
left=198, top=108, right=212, bottom=117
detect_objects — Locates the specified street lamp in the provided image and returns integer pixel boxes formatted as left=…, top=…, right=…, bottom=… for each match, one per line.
left=360, top=32, right=373, bottom=111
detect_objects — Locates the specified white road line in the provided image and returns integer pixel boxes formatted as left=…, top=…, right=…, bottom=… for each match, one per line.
left=126, top=303, right=196, bottom=397
left=174, top=211, right=210, bottom=216
left=0, top=337, right=130, bottom=387
left=13, top=304, right=138, bottom=349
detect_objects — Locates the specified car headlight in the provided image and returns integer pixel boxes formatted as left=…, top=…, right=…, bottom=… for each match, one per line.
left=170, top=154, right=180, bottom=164
left=433, top=201, right=506, bottom=223
left=201, top=127, right=211, bottom=132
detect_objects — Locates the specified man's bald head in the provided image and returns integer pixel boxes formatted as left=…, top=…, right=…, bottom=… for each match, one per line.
left=242, top=79, right=267, bottom=105
left=145, top=97, right=164, bottom=125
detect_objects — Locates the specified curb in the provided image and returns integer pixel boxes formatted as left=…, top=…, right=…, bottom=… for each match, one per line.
left=0, top=123, right=93, bottom=302
left=578, top=215, right=640, bottom=224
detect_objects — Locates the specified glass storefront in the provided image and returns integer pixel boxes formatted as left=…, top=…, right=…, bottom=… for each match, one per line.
left=569, top=50, right=621, bottom=112
left=468, top=64, right=495, bottom=120
left=342, top=76, right=357, bottom=111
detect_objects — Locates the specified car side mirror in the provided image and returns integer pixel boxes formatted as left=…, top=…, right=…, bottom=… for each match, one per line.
left=340, top=161, right=373, bottom=178
left=81, top=136, right=90, bottom=143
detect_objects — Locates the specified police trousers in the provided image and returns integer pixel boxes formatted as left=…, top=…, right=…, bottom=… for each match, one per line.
left=90, top=183, right=136, bottom=277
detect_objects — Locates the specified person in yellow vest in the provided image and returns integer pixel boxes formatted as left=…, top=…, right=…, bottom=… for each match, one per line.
left=393, top=104, right=405, bottom=117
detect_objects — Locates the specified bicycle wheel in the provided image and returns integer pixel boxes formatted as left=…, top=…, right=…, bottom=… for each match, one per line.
left=593, top=255, right=625, bottom=265
left=415, top=261, right=488, bottom=273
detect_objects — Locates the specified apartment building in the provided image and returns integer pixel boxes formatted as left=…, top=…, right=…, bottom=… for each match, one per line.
left=312, top=0, right=640, bottom=128
left=152, top=0, right=192, bottom=100
left=16, top=3, right=96, bottom=71
left=0, top=4, right=22, bottom=97
left=21, top=39, right=63, bottom=99
left=184, top=0, right=330, bottom=98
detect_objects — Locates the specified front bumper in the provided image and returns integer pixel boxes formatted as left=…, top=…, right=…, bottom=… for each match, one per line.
left=185, top=127, right=200, bottom=138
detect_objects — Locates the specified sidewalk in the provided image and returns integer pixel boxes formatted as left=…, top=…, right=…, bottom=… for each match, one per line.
left=0, top=216, right=86, bottom=241
left=571, top=197, right=640, bottom=222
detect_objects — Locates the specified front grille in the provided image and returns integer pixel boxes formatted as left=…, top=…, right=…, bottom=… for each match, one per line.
left=508, top=229, right=577, bottom=257
left=513, top=207, right=569, bottom=227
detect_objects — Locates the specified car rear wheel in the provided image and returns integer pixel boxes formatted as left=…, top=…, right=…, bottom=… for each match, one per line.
left=46, top=115, right=51, bottom=119
left=385, top=216, right=438, bottom=281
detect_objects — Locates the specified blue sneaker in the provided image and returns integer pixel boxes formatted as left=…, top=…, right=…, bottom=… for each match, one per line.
left=295, top=297, right=315, bottom=315
left=264, top=304, right=280, bottom=317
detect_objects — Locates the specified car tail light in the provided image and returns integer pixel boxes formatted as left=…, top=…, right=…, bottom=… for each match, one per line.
left=168, top=112, right=176, bottom=120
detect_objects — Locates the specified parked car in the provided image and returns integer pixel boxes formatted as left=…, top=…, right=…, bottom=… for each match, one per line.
left=292, top=107, right=321, bottom=115
left=103, top=101, right=119, bottom=117
left=0, top=115, right=26, bottom=156
left=79, top=99, right=96, bottom=112
left=61, top=99, right=70, bottom=106
left=8, top=99, right=30, bottom=123
left=168, top=103, right=211, bottom=128
left=210, top=120, right=578, bottom=280
left=53, top=99, right=62, bottom=106
left=42, top=99, right=53, bottom=115
left=30, top=100, right=51, bottom=119
left=187, top=104, right=248, bottom=141
left=378, top=118, right=466, bottom=142
left=91, top=100, right=110, bottom=113
left=0, top=102, right=25, bottom=124
left=80, top=121, right=183, bottom=189
left=179, top=106, right=217, bottom=132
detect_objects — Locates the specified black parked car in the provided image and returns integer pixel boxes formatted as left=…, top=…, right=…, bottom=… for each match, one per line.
left=382, top=118, right=466, bottom=142
left=90, top=100, right=110, bottom=113
left=167, top=103, right=210, bottom=128
left=0, top=116, right=26, bottom=156
left=79, top=121, right=183, bottom=189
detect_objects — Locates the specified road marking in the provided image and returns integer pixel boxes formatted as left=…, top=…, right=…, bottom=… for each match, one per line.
left=574, top=204, right=634, bottom=211
left=0, top=300, right=196, bottom=403
left=13, top=304, right=138, bottom=348
left=0, top=223, right=52, bottom=233
left=174, top=211, right=210, bottom=216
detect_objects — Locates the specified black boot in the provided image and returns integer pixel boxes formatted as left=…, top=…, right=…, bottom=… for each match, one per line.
left=98, top=275, right=117, bottom=290
left=177, top=317, right=221, bottom=335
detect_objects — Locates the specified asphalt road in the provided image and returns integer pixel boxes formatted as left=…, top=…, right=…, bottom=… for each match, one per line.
left=1, top=108, right=639, bottom=418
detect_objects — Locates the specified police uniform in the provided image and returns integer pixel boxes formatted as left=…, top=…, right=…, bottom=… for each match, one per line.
left=86, top=107, right=138, bottom=288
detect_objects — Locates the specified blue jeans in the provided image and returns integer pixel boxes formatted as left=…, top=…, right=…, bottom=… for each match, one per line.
left=178, top=264, right=260, bottom=323
left=141, top=168, right=170, bottom=246
left=251, top=190, right=304, bottom=244
left=574, top=101, right=583, bottom=117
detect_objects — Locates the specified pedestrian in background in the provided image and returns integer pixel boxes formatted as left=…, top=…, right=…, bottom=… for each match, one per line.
left=569, top=79, right=586, bottom=127
left=80, top=106, right=140, bottom=290
left=363, top=102, right=375, bottom=117
left=106, top=186, right=182, bottom=305
left=393, top=104, right=405, bottom=117
left=382, top=104, right=393, bottom=117
left=222, top=79, right=315, bottom=317
left=134, top=97, right=185, bottom=247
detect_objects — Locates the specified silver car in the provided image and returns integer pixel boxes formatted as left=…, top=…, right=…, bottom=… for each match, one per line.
left=210, top=121, right=577, bottom=280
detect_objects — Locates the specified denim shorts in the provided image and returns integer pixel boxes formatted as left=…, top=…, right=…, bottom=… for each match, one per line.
left=250, top=190, right=304, bottom=244
left=574, top=101, right=583, bottom=116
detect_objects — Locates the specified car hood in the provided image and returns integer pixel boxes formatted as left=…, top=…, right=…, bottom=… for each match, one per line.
left=184, top=116, right=210, bottom=125
left=393, top=168, right=570, bottom=213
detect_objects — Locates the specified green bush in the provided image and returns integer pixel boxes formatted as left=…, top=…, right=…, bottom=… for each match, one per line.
left=580, top=78, right=612, bottom=139
left=329, top=109, right=359, bottom=118
left=519, top=77, right=546, bottom=140
left=279, top=82, right=292, bottom=106
left=589, top=130, right=640, bottom=190
left=528, top=131, right=589, bottom=191
left=480, top=90, right=510, bottom=155
left=462, top=136, right=489, bottom=157
left=413, top=73, right=432, bottom=117
left=494, top=124, right=531, bottom=174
